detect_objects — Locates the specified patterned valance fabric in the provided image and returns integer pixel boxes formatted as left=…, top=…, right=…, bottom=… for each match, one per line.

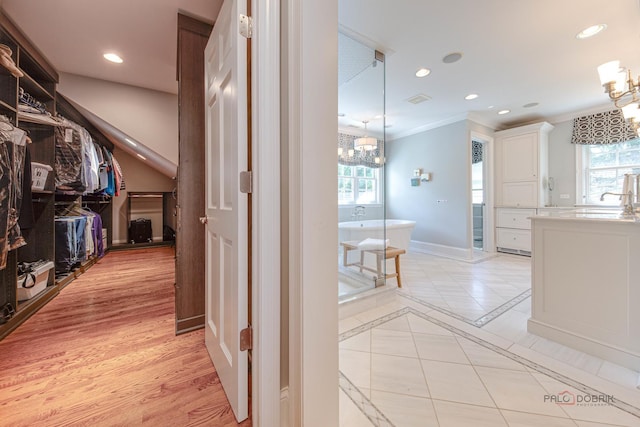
left=571, top=109, right=638, bottom=145
left=472, top=141, right=483, bottom=164
left=337, top=132, right=384, bottom=168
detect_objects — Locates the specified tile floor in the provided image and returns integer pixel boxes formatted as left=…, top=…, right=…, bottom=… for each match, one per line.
left=338, top=252, right=640, bottom=427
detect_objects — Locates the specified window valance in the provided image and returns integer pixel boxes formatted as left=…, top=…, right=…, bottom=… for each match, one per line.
left=571, top=109, right=637, bottom=145
left=472, top=141, right=483, bottom=164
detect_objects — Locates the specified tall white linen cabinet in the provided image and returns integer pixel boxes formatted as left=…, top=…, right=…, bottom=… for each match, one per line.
left=494, top=122, right=554, bottom=255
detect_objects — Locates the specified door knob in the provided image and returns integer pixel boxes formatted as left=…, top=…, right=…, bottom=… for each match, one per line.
left=199, top=216, right=208, bottom=225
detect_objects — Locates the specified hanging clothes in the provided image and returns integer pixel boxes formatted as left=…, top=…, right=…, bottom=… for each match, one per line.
left=112, top=155, right=124, bottom=196
left=102, top=147, right=116, bottom=197
left=54, top=215, right=87, bottom=273
left=54, top=125, right=86, bottom=193
left=18, top=143, right=35, bottom=230
left=0, top=137, right=11, bottom=270
left=93, top=141, right=108, bottom=192
left=1, top=121, right=28, bottom=257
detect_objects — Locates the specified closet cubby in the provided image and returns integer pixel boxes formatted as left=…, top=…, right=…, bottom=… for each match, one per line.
left=0, top=11, right=114, bottom=339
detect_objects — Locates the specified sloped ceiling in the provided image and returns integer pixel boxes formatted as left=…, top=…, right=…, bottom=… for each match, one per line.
left=59, top=93, right=178, bottom=179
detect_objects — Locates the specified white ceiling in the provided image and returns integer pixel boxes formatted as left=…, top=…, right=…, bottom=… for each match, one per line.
left=338, top=0, right=640, bottom=138
left=2, top=0, right=223, bottom=94
left=2, top=0, right=639, bottom=139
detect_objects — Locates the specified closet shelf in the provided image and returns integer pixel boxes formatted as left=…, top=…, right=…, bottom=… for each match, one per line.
left=17, top=111, right=60, bottom=126
left=0, top=100, right=17, bottom=113
left=19, top=71, right=55, bottom=100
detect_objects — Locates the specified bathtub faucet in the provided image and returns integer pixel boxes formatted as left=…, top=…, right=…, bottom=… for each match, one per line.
left=352, top=205, right=366, bottom=220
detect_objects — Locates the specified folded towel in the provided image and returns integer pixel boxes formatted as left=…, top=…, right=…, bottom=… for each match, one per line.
left=622, top=174, right=635, bottom=207
left=357, top=238, right=389, bottom=250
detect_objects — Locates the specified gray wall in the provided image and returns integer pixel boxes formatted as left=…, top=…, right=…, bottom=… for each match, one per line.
left=548, top=120, right=577, bottom=207
left=386, top=121, right=470, bottom=249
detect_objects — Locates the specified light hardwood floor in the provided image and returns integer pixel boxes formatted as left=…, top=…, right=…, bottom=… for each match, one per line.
left=0, top=247, right=250, bottom=427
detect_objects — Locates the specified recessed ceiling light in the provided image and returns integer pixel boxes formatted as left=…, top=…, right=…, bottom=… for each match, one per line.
left=487, top=105, right=495, bottom=109
left=464, top=93, right=478, bottom=100
left=498, top=109, right=511, bottom=115
left=523, top=102, right=539, bottom=108
left=415, top=68, right=431, bottom=78
left=103, top=53, right=123, bottom=63
left=576, top=24, right=607, bottom=39
left=442, top=52, right=463, bottom=64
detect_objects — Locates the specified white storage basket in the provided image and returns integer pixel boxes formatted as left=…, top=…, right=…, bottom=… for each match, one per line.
left=17, top=261, right=54, bottom=301
left=31, top=162, right=53, bottom=191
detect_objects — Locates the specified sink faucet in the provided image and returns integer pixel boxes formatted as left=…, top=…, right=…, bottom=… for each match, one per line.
left=600, top=191, right=635, bottom=215
left=352, top=205, right=366, bottom=220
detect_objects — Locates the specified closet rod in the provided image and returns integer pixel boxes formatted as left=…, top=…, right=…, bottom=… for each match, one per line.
left=128, top=194, right=163, bottom=198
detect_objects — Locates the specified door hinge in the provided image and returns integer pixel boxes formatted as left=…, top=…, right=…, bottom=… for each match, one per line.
left=240, top=325, right=252, bottom=351
left=239, top=14, right=253, bottom=39
left=240, top=171, right=252, bottom=194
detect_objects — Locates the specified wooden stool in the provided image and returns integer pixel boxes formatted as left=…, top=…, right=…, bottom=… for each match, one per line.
left=340, top=241, right=406, bottom=287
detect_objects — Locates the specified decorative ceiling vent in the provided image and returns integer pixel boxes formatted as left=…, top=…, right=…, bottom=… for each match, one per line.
left=407, top=94, right=431, bottom=104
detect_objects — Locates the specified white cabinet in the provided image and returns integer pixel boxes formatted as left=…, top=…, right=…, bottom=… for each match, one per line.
left=494, top=122, right=553, bottom=256
left=495, top=208, right=535, bottom=254
left=495, top=122, right=553, bottom=208
left=501, top=132, right=539, bottom=182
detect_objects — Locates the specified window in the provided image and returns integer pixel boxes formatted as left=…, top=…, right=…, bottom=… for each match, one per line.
left=580, top=138, right=640, bottom=204
left=338, top=164, right=381, bottom=205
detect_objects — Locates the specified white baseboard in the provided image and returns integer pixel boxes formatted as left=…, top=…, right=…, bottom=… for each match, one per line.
left=528, top=318, right=640, bottom=372
left=410, top=240, right=472, bottom=260
left=280, top=387, right=289, bottom=427
left=409, top=240, right=496, bottom=264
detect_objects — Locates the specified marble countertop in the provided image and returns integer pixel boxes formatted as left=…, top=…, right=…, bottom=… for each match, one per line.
left=531, top=208, right=640, bottom=223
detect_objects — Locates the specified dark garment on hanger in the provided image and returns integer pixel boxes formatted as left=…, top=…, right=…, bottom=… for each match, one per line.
left=90, top=211, right=104, bottom=258
left=18, top=144, right=34, bottom=229
left=102, top=147, right=115, bottom=197
left=54, top=216, right=87, bottom=273
left=0, top=141, right=11, bottom=270
left=5, top=128, right=27, bottom=251
left=55, top=126, right=86, bottom=193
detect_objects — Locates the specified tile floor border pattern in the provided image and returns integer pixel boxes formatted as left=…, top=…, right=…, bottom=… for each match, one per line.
left=339, top=371, right=395, bottom=427
left=397, top=288, right=532, bottom=327
left=338, top=307, right=640, bottom=424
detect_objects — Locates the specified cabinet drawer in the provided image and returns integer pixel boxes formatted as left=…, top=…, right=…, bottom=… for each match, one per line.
left=496, top=208, right=535, bottom=229
left=496, top=227, right=531, bottom=252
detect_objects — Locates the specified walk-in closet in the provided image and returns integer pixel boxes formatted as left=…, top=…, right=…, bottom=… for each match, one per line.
left=0, top=12, right=123, bottom=338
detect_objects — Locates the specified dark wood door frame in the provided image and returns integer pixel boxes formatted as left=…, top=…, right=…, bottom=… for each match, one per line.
left=175, top=13, right=213, bottom=334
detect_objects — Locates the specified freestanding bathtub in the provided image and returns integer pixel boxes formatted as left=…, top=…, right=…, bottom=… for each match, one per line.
left=338, top=219, right=416, bottom=266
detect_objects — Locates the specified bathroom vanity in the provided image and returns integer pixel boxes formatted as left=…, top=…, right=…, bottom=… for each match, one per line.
left=528, top=209, right=640, bottom=370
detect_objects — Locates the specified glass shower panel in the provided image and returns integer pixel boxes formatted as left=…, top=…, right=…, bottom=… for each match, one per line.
left=337, top=31, right=386, bottom=301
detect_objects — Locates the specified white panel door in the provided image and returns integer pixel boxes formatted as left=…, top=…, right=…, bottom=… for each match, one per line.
left=203, top=0, right=249, bottom=421
left=501, top=132, right=538, bottom=182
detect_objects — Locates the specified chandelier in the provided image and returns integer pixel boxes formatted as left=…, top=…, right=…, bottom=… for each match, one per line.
left=354, top=121, right=377, bottom=151
left=337, top=121, right=384, bottom=166
left=597, top=61, right=640, bottom=135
